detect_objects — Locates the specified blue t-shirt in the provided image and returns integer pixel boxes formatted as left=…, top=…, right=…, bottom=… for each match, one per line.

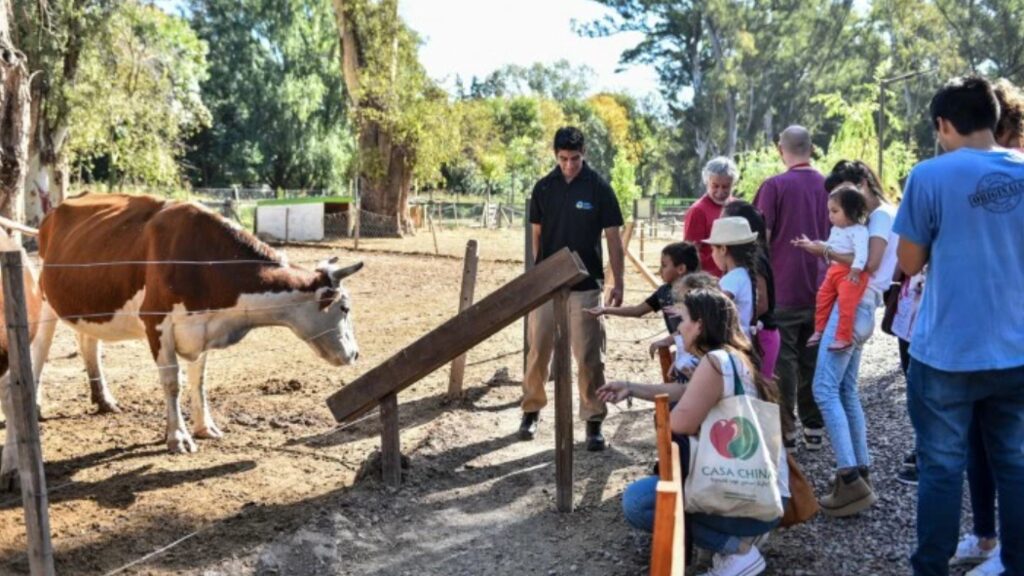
left=894, top=147, right=1024, bottom=371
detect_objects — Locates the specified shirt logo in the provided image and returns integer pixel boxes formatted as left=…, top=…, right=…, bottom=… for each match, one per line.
left=575, top=201, right=594, bottom=210
left=970, top=173, right=1024, bottom=213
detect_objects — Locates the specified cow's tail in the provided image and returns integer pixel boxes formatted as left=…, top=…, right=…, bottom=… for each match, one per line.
left=0, top=215, right=39, bottom=237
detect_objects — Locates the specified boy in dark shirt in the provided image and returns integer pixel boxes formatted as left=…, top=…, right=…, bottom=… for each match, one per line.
left=587, top=242, right=699, bottom=383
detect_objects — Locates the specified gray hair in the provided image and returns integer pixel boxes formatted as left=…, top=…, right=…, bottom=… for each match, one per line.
left=701, top=156, right=739, bottom=185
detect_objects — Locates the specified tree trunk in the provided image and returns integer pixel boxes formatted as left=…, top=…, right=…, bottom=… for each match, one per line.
left=0, top=0, right=30, bottom=230
left=331, top=0, right=409, bottom=237
left=25, top=127, right=69, bottom=226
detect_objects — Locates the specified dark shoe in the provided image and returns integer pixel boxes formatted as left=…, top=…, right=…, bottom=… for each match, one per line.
left=518, top=412, right=539, bottom=441
left=820, top=468, right=877, bottom=517
left=896, top=467, right=918, bottom=486
left=586, top=421, right=606, bottom=452
left=804, top=427, right=824, bottom=452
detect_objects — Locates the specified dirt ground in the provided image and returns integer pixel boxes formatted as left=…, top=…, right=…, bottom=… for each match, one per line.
left=0, top=232, right=975, bottom=575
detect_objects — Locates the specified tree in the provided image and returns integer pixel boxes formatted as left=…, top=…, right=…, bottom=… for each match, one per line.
left=1, top=0, right=31, bottom=222
left=331, top=0, right=453, bottom=236
left=188, top=0, right=352, bottom=191
left=13, top=0, right=114, bottom=224
left=69, top=2, right=209, bottom=188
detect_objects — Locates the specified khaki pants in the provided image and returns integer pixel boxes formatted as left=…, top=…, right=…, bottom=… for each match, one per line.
left=522, top=289, right=608, bottom=422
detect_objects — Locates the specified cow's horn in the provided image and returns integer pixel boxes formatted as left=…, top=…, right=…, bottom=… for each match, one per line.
left=331, top=261, right=363, bottom=281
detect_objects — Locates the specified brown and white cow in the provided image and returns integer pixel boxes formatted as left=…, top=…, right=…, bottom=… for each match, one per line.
left=30, top=193, right=361, bottom=455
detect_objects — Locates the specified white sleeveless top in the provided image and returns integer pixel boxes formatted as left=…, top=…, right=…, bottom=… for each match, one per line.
left=707, top=349, right=790, bottom=498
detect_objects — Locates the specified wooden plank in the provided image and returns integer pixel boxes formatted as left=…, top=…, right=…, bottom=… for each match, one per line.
left=327, top=248, right=588, bottom=423
left=1, top=251, right=56, bottom=576
left=654, top=394, right=673, bottom=481
left=626, top=246, right=661, bottom=289
left=380, top=393, right=401, bottom=486
left=553, top=289, right=573, bottom=513
left=447, top=240, right=479, bottom=399
left=650, top=480, right=680, bottom=576
left=523, top=197, right=534, bottom=377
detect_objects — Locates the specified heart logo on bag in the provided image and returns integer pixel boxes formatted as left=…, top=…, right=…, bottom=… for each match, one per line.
left=709, top=416, right=759, bottom=460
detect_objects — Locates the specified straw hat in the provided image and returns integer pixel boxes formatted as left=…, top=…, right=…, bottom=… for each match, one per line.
left=703, top=216, right=758, bottom=246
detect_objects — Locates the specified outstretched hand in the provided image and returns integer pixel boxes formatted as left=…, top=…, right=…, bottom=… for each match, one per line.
left=584, top=306, right=607, bottom=317
left=597, top=381, right=631, bottom=404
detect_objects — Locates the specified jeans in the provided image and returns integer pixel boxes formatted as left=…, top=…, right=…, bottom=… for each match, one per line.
left=812, top=293, right=877, bottom=470
left=774, top=307, right=824, bottom=430
left=907, top=359, right=1024, bottom=576
left=622, top=476, right=785, bottom=554
left=967, top=407, right=997, bottom=540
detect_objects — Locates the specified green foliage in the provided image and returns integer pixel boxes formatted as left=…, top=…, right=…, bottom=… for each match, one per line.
left=610, top=153, right=641, bottom=219
left=734, top=148, right=783, bottom=201
left=67, top=2, right=210, bottom=186
left=186, top=0, right=354, bottom=190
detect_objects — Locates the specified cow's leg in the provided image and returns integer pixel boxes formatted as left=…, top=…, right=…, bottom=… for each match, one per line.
left=187, top=353, right=221, bottom=439
left=30, top=302, right=58, bottom=415
left=77, top=333, right=120, bottom=414
left=150, top=319, right=195, bottom=454
left=0, top=373, right=18, bottom=490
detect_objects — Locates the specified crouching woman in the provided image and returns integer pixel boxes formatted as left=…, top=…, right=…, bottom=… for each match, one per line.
left=621, top=289, right=789, bottom=576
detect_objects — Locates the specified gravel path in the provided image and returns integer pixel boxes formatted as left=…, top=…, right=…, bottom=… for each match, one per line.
left=201, top=313, right=983, bottom=576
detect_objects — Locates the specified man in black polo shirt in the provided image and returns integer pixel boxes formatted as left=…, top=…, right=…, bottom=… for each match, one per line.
left=520, top=126, right=625, bottom=451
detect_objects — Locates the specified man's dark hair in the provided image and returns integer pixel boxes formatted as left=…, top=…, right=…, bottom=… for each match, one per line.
left=829, top=185, right=868, bottom=224
left=929, top=76, right=1000, bottom=135
left=553, top=126, right=585, bottom=152
left=662, top=241, right=699, bottom=271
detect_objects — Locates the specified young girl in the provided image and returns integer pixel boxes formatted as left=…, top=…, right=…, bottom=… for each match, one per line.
left=807, top=186, right=869, bottom=351
left=723, top=201, right=780, bottom=379
left=702, top=217, right=760, bottom=337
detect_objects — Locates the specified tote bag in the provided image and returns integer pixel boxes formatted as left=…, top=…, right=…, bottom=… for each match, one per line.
left=684, top=350, right=784, bottom=522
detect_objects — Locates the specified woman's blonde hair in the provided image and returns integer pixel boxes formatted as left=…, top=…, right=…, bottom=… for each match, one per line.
left=671, top=271, right=719, bottom=303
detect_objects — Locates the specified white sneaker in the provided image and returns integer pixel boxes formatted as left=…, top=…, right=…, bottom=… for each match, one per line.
left=699, top=546, right=766, bottom=576
left=966, top=552, right=1005, bottom=576
left=951, top=535, right=999, bottom=566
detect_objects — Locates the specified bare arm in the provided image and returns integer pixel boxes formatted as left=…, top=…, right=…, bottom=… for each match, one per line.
left=605, top=226, right=625, bottom=307
left=669, top=355, right=724, bottom=436
left=792, top=235, right=854, bottom=265
left=586, top=302, right=654, bottom=318
left=863, top=236, right=887, bottom=275
left=898, top=237, right=930, bottom=276
left=598, top=380, right=688, bottom=404
left=531, top=223, right=541, bottom=263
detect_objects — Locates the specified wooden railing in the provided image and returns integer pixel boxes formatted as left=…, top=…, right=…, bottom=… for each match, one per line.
left=650, top=394, right=685, bottom=576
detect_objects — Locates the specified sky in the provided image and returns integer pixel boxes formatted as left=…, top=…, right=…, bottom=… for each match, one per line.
left=153, top=0, right=662, bottom=98
left=397, top=0, right=660, bottom=97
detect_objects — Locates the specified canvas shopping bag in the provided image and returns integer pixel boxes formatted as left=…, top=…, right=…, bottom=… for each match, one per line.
left=684, top=350, right=784, bottom=522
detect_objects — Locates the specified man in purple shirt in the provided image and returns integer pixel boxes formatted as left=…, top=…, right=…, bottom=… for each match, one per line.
left=754, top=125, right=831, bottom=451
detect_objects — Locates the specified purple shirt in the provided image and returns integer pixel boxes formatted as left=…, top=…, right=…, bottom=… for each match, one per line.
left=753, top=167, right=830, bottom=309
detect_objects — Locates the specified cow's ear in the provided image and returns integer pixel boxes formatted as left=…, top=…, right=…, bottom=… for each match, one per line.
left=329, top=261, right=363, bottom=284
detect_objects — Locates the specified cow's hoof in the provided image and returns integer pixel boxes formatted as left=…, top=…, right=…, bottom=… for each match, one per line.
left=95, top=401, right=122, bottom=415
left=193, top=424, right=223, bottom=440
left=167, top=434, right=198, bottom=454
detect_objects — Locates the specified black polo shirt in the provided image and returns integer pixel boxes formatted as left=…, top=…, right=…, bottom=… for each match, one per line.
left=529, top=162, right=624, bottom=291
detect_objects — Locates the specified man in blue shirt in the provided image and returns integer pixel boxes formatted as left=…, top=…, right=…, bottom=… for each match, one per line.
left=895, top=76, right=1024, bottom=576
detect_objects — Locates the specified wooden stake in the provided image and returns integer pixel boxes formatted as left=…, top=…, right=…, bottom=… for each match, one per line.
left=380, top=392, right=401, bottom=486
left=553, top=289, right=573, bottom=513
left=428, top=213, right=440, bottom=255
left=1, top=250, right=55, bottom=576
left=447, top=240, right=479, bottom=400
left=640, top=220, right=646, bottom=262
left=654, top=394, right=673, bottom=481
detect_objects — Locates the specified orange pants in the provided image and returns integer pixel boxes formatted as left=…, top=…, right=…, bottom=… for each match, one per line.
left=815, top=264, right=870, bottom=343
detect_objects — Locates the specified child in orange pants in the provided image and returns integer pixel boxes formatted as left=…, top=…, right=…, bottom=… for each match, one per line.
left=808, top=186, right=869, bottom=351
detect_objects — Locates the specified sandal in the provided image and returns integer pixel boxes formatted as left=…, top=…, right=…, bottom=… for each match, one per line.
left=806, top=332, right=822, bottom=347
left=828, top=340, right=852, bottom=351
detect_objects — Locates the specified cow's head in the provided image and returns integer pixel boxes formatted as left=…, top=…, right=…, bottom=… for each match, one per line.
left=293, top=258, right=363, bottom=366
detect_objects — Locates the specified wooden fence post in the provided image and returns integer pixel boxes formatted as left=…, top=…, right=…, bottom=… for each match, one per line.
left=1, top=250, right=56, bottom=576
left=523, top=196, right=533, bottom=377
left=553, top=288, right=573, bottom=513
left=380, top=392, right=401, bottom=486
left=446, top=240, right=479, bottom=400
left=428, top=213, right=440, bottom=256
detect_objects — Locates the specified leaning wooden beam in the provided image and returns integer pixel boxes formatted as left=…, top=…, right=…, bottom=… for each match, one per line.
left=626, top=247, right=661, bottom=289
left=603, top=221, right=635, bottom=294
left=327, top=247, right=589, bottom=423
left=1, top=251, right=56, bottom=576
